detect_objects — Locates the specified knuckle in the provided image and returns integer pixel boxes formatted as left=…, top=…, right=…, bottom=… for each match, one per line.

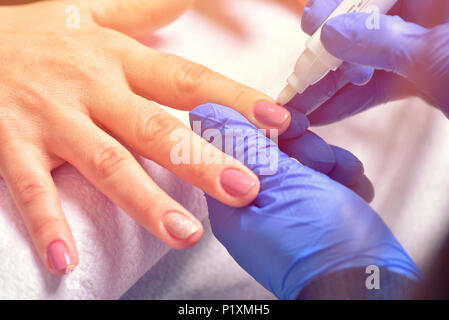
left=15, top=176, right=51, bottom=208
left=231, top=86, right=254, bottom=109
left=190, top=161, right=210, bottom=181
left=30, top=216, right=61, bottom=240
left=173, top=60, right=212, bottom=95
left=140, top=193, right=162, bottom=218
left=136, top=109, right=177, bottom=145
left=90, top=144, right=131, bottom=179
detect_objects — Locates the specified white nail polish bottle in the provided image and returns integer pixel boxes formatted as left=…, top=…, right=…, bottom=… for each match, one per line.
left=277, top=0, right=398, bottom=105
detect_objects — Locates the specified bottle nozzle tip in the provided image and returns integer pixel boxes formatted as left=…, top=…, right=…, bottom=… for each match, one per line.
left=277, top=85, right=297, bottom=105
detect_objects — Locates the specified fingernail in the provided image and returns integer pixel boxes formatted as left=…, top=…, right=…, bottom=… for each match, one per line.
left=253, top=101, right=290, bottom=128
left=220, top=168, right=257, bottom=196
left=47, top=241, right=74, bottom=274
left=163, top=212, right=199, bottom=240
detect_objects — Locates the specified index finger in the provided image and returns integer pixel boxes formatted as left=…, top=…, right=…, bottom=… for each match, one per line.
left=119, top=43, right=292, bottom=135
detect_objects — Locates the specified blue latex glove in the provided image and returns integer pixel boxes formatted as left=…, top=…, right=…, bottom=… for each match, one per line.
left=249, top=102, right=375, bottom=202
left=189, top=103, right=421, bottom=300
left=280, top=108, right=374, bottom=201
left=288, top=0, right=449, bottom=125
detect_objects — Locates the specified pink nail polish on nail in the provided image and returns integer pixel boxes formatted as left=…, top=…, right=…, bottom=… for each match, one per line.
left=163, top=212, right=199, bottom=240
left=253, top=101, right=290, bottom=127
left=220, top=169, right=257, bottom=197
left=47, top=241, right=74, bottom=274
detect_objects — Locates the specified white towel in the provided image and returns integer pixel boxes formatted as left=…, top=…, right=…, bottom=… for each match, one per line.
left=0, top=155, right=208, bottom=299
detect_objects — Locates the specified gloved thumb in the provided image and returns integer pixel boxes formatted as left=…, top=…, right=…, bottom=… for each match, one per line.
left=188, top=103, right=297, bottom=255
left=189, top=103, right=294, bottom=181
left=321, top=12, right=427, bottom=80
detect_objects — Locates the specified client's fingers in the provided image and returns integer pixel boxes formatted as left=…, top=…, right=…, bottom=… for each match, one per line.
left=49, top=113, right=202, bottom=249
left=91, top=0, right=195, bottom=36
left=89, top=92, right=260, bottom=208
left=0, top=142, right=77, bottom=274
left=286, top=62, right=372, bottom=115
left=120, top=44, right=291, bottom=135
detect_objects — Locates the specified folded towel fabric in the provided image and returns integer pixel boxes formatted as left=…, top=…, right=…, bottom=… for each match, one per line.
left=0, top=155, right=207, bottom=299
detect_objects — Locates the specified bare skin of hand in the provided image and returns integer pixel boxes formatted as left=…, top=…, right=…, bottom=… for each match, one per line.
left=0, top=0, right=291, bottom=274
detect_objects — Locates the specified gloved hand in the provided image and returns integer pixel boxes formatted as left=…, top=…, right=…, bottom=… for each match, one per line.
left=189, top=103, right=421, bottom=300
left=287, top=0, right=449, bottom=125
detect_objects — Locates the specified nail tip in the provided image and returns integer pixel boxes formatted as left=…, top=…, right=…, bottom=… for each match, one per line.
left=64, top=265, right=76, bottom=275
left=164, top=212, right=199, bottom=240
left=254, top=100, right=291, bottom=128
left=220, top=169, right=257, bottom=197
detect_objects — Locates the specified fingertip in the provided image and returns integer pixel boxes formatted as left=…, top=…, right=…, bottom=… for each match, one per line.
left=162, top=211, right=204, bottom=249
left=301, top=5, right=316, bottom=35
left=219, top=167, right=260, bottom=207
left=328, top=145, right=364, bottom=187
left=286, top=68, right=349, bottom=115
left=350, top=175, right=375, bottom=203
left=280, top=130, right=335, bottom=174
left=280, top=107, right=310, bottom=139
left=301, top=0, right=342, bottom=35
left=339, top=63, right=374, bottom=86
left=46, top=239, right=78, bottom=275
left=321, top=16, right=351, bottom=58
left=253, top=101, right=291, bottom=136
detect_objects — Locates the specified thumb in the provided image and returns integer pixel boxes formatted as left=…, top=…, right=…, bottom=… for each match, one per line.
left=321, top=12, right=428, bottom=80
left=90, top=0, right=194, bottom=37
left=189, top=103, right=293, bottom=180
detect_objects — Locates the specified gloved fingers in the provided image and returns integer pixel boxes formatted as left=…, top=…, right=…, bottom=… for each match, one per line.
left=286, top=62, right=372, bottom=115
left=286, top=66, right=348, bottom=115
left=339, top=62, right=374, bottom=86
left=279, top=131, right=335, bottom=174
left=412, top=24, right=449, bottom=115
left=349, top=175, right=375, bottom=203
left=280, top=136, right=374, bottom=200
left=189, top=104, right=303, bottom=180
left=327, top=145, right=364, bottom=188
left=307, top=71, right=415, bottom=126
left=190, top=104, right=373, bottom=208
left=327, top=146, right=374, bottom=203
left=388, top=0, right=449, bottom=28
left=278, top=106, right=310, bottom=140
left=321, top=12, right=428, bottom=80
left=301, top=0, right=342, bottom=36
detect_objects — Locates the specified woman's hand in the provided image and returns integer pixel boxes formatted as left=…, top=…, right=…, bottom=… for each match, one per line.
left=0, top=0, right=291, bottom=274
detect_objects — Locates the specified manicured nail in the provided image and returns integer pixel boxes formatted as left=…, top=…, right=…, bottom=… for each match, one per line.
left=254, top=101, right=290, bottom=127
left=47, top=241, right=74, bottom=274
left=220, top=168, right=257, bottom=196
left=163, top=212, right=199, bottom=239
